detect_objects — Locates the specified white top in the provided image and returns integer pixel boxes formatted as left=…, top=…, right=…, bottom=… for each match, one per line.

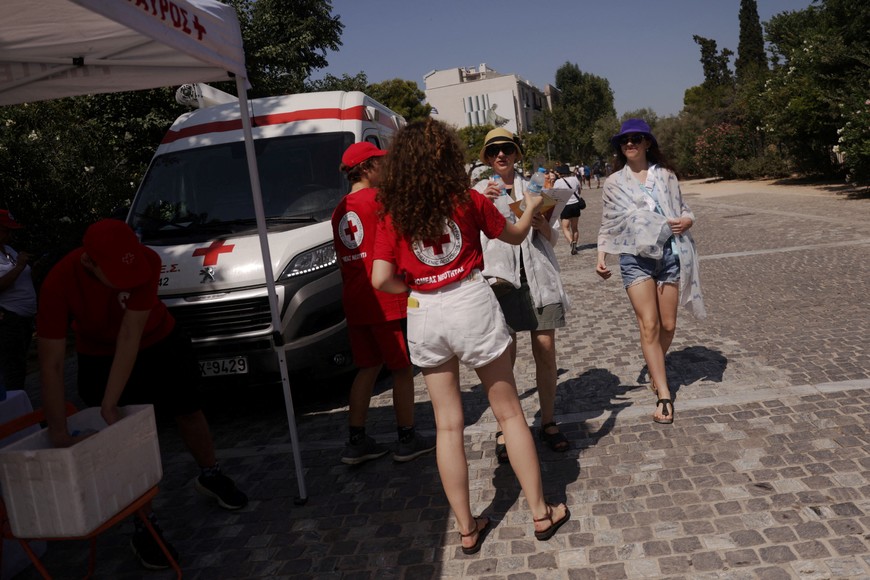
left=0, top=246, right=37, bottom=317
left=552, top=175, right=581, bottom=205
left=473, top=176, right=570, bottom=311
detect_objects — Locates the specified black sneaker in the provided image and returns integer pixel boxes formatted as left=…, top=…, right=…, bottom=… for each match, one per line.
left=393, top=433, right=436, bottom=463
left=341, top=435, right=389, bottom=465
left=130, top=522, right=179, bottom=571
left=195, top=471, right=249, bottom=510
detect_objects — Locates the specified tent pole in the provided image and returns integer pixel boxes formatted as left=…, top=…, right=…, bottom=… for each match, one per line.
left=235, top=75, right=308, bottom=504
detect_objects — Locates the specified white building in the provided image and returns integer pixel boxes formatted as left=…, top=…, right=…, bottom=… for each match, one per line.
left=423, top=63, right=557, bottom=135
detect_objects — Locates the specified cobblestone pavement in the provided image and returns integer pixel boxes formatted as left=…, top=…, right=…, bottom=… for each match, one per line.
left=14, top=179, right=870, bottom=579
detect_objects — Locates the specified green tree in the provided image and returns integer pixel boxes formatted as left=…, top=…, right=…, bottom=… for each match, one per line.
left=736, top=0, right=767, bottom=82
left=762, top=0, right=869, bottom=179
left=547, top=62, right=616, bottom=163
left=365, top=79, right=432, bottom=123
left=692, top=36, right=734, bottom=88
left=456, top=125, right=494, bottom=170
left=226, top=0, right=343, bottom=98
left=306, top=72, right=368, bottom=93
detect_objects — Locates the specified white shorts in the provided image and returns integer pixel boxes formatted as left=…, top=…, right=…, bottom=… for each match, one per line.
left=407, top=270, right=512, bottom=369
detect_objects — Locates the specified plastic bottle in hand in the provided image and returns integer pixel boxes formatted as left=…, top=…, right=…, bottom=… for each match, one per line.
left=491, top=174, right=512, bottom=217
left=527, top=167, right=546, bottom=195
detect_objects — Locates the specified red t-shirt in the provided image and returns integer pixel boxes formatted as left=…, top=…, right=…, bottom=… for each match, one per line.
left=332, top=187, right=406, bottom=325
left=374, top=190, right=506, bottom=291
left=36, top=247, right=175, bottom=356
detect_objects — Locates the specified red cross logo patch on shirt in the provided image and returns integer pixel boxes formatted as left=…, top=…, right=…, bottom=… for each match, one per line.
left=338, top=211, right=363, bottom=249
left=193, top=239, right=235, bottom=267
left=413, top=220, right=462, bottom=266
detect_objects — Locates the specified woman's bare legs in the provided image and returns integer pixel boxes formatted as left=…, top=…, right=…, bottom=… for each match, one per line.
left=475, top=350, right=568, bottom=535
left=560, top=217, right=580, bottom=251
left=495, top=332, right=519, bottom=451
left=625, top=279, right=679, bottom=422
left=424, top=349, right=567, bottom=549
left=422, top=357, right=477, bottom=547
left=530, top=329, right=563, bottom=442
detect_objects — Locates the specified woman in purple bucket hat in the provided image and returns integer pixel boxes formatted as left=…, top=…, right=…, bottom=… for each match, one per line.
left=594, top=119, right=706, bottom=425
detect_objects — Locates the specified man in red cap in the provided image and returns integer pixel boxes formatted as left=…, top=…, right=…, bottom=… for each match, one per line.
left=0, top=209, right=37, bottom=396
left=36, top=219, right=248, bottom=570
left=331, top=142, right=434, bottom=465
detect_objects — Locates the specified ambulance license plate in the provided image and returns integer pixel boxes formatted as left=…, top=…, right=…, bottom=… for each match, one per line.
left=199, top=356, right=248, bottom=377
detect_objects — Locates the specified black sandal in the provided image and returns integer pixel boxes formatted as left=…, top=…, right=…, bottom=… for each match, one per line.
left=460, top=516, right=490, bottom=555
left=654, top=398, right=674, bottom=424
left=539, top=422, right=570, bottom=452
left=533, top=503, right=570, bottom=541
left=494, top=431, right=509, bottom=464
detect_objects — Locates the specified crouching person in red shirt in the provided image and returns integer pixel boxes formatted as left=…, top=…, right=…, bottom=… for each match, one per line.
left=37, top=219, right=248, bottom=570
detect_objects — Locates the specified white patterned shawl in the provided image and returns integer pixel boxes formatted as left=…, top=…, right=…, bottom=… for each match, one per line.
left=598, top=165, right=706, bottom=319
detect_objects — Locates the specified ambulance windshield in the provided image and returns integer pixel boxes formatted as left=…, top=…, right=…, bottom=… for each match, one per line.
left=130, top=132, right=353, bottom=242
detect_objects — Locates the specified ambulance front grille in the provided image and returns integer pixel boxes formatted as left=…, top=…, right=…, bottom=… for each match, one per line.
left=168, top=297, right=273, bottom=339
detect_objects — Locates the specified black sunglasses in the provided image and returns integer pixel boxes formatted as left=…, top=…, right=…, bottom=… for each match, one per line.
left=485, top=143, right=517, bottom=157
left=619, top=134, right=645, bottom=146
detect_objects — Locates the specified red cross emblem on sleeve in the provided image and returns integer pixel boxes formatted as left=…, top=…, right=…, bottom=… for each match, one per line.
left=193, top=239, right=235, bottom=266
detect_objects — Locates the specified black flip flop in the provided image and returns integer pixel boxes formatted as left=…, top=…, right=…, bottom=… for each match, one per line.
left=460, top=516, right=490, bottom=555
left=654, top=398, right=674, bottom=424
left=534, top=504, right=570, bottom=541
left=494, top=431, right=509, bottom=464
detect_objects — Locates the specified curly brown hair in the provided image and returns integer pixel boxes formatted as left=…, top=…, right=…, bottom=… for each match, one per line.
left=377, top=119, right=470, bottom=242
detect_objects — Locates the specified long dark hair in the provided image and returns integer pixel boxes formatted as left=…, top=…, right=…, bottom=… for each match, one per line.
left=377, top=119, right=470, bottom=242
left=613, top=137, right=679, bottom=177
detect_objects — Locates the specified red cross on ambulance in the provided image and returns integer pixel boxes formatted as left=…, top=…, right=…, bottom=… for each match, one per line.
left=193, top=239, right=235, bottom=266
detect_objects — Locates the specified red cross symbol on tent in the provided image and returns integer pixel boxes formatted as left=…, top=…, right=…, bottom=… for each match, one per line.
left=193, top=239, right=235, bottom=266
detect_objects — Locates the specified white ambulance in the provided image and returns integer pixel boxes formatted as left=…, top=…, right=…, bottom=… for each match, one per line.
left=126, top=91, right=405, bottom=385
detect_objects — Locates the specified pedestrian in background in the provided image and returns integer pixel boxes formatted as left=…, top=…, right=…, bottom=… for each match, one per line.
left=553, top=165, right=583, bottom=255
left=595, top=119, right=706, bottom=424
left=0, top=209, right=37, bottom=398
left=332, top=142, right=435, bottom=465
left=474, top=129, right=571, bottom=461
left=372, top=119, right=569, bottom=554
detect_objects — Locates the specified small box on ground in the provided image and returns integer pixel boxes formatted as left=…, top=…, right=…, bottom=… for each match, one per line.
left=0, top=405, right=162, bottom=538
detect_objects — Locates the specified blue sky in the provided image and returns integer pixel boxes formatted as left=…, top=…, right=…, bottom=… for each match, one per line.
left=316, top=0, right=815, bottom=118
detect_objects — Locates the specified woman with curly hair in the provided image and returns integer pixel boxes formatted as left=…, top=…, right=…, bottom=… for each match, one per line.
left=372, top=119, right=569, bottom=554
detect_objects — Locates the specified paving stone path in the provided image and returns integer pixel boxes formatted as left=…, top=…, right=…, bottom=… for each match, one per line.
left=15, top=178, right=870, bottom=579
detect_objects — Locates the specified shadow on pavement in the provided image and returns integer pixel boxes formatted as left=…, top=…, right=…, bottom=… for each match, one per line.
left=665, top=345, right=728, bottom=398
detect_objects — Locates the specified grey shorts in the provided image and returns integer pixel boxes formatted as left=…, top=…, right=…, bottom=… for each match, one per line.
left=497, top=280, right=565, bottom=333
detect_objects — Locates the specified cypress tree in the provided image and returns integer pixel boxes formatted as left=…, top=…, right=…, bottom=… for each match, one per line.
left=736, top=0, right=767, bottom=82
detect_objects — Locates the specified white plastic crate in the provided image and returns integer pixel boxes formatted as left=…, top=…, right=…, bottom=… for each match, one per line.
left=0, top=405, right=162, bottom=538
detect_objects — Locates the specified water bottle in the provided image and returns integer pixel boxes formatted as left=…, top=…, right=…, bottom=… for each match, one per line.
left=527, top=167, right=546, bottom=195
left=491, top=174, right=511, bottom=217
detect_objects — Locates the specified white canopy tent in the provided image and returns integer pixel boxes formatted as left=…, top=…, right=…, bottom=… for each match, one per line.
left=0, top=0, right=307, bottom=501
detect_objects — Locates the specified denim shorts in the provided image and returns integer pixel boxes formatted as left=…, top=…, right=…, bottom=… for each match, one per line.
left=619, top=242, right=680, bottom=289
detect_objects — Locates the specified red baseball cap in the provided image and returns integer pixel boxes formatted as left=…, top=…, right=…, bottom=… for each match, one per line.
left=82, top=219, right=151, bottom=288
left=0, top=210, right=23, bottom=229
left=341, top=142, right=387, bottom=169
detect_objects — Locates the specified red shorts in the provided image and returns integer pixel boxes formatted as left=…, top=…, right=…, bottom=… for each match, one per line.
left=347, top=319, right=411, bottom=370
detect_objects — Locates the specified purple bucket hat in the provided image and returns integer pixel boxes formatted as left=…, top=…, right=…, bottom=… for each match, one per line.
left=610, top=118, right=658, bottom=150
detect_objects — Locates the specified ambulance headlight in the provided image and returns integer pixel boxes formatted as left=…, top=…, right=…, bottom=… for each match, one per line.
left=278, top=242, right=337, bottom=280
